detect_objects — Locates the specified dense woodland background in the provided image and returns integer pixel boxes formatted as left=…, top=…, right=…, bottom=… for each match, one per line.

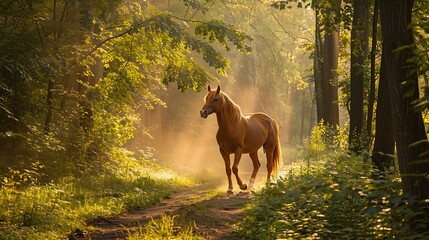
left=1, top=0, right=429, bottom=239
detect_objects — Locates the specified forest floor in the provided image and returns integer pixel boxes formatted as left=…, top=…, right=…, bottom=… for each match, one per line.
left=71, top=181, right=253, bottom=239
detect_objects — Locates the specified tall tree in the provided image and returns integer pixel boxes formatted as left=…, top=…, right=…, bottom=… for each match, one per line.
left=348, top=0, right=369, bottom=152
left=371, top=47, right=394, bottom=173
left=321, top=0, right=341, bottom=128
left=270, top=0, right=340, bottom=129
left=370, top=0, right=395, bottom=174
left=379, top=0, right=429, bottom=224
left=314, top=7, right=324, bottom=123
left=366, top=0, right=378, bottom=141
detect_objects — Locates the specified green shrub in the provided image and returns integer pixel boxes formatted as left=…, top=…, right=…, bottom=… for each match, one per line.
left=237, top=152, right=429, bottom=240
left=238, top=126, right=428, bottom=239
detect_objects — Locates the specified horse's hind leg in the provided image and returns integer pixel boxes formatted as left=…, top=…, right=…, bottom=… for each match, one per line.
left=266, top=148, right=274, bottom=180
left=248, top=151, right=261, bottom=191
left=264, top=128, right=277, bottom=180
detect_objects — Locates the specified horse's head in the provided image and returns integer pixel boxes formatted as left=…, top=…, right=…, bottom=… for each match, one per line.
left=200, top=85, right=222, bottom=118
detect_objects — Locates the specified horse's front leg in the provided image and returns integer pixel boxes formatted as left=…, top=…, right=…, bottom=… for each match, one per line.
left=220, top=148, right=233, bottom=194
left=232, top=149, right=247, bottom=190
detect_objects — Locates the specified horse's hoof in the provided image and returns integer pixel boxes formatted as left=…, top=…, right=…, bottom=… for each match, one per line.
left=240, top=183, right=247, bottom=190
left=227, top=189, right=234, bottom=195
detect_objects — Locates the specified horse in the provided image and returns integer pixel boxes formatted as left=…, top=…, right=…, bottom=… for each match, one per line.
left=200, top=85, right=282, bottom=193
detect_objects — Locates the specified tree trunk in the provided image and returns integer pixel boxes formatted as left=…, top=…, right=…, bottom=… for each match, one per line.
left=43, top=0, right=76, bottom=134
left=321, top=0, right=341, bottom=128
left=44, top=79, right=55, bottom=133
left=380, top=0, right=429, bottom=226
left=314, top=8, right=324, bottom=123
left=366, top=0, right=379, bottom=141
left=371, top=47, right=394, bottom=173
left=308, top=81, right=316, bottom=136
left=349, top=0, right=369, bottom=153
left=300, top=90, right=305, bottom=142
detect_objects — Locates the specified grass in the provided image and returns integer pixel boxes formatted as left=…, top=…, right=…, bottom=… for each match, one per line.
left=0, top=168, right=193, bottom=240
left=128, top=214, right=203, bottom=240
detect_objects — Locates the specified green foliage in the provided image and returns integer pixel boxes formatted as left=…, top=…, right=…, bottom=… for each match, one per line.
left=271, top=0, right=312, bottom=10
left=164, top=62, right=219, bottom=92
left=0, top=166, right=191, bottom=239
left=305, top=120, right=349, bottom=156
left=307, top=121, right=328, bottom=153
left=0, top=1, right=255, bottom=237
left=237, top=148, right=429, bottom=240
left=0, top=0, right=255, bottom=183
left=180, top=0, right=209, bottom=14
left=410, top=0, right=429, bottom=114
left=195, top=20, right=253, bottom=53
left=91, top=4, right=252, bottom=93
left=129, top=214, right=202, bottom=240
left=271, top=0, right=353, bottom=33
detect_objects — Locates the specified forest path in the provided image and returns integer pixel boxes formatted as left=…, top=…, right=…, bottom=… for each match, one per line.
left=75, top=182, right=253, bottom=239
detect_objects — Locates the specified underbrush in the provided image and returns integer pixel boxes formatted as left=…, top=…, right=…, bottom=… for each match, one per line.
left=0, top=169, right=192, bottom=240
left=238, top=153, right=429, bottom=239
left=237, top=124, right=429, bottom=240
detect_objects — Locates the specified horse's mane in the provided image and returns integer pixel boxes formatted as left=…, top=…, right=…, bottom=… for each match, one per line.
left=220, top=92, right=242, bottom=125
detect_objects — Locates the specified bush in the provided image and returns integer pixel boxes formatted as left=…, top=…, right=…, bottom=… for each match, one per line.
left=237, top=125, right=429, bottom=240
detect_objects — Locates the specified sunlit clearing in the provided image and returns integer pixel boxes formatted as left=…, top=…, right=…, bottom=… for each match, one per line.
left=148, top=169, right=194, bottom=186
left=150, top=170, right=176, bottom=180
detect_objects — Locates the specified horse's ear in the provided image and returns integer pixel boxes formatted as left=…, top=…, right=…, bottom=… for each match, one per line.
left=208, top=85, right=211, bottom=92
left=216, top=85, right=220, bottom=94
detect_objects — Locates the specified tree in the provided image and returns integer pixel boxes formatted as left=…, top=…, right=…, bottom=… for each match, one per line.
left=371, top=47, right=394, bottom=173
left=366, top=0, right=378, bottom=141
left=320, top=0, right=341, bottom=129
left=0, top=0, right=253, bottom=177
left=379, top=0, right=429, bottom=225
left=348, top=0, right=369, bottom=153
left=271, top=0, right=341, bottom=130
left=314, top=7, right=324, bottom=123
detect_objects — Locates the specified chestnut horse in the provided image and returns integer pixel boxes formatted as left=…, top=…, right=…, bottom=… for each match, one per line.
left=200, top=85, right=281, bottom=193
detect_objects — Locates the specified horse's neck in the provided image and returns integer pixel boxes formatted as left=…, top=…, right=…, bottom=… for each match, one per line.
left=216, top=95, right=243, bottom=131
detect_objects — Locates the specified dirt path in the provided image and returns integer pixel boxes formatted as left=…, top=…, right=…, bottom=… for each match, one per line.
left=73, top=183, right=253, bottom=239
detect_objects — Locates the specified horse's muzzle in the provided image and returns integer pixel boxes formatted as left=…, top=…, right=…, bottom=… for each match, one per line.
left=200, top=109, right=213, bottom=118
left=200, top=109, right=209, bottom=118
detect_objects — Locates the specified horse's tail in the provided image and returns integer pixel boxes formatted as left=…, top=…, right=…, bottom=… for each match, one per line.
left=272, top=120, right=282, bottom=177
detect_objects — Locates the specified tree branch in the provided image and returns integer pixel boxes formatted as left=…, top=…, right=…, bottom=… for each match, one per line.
left=90, top=27, right=135, bottom=54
